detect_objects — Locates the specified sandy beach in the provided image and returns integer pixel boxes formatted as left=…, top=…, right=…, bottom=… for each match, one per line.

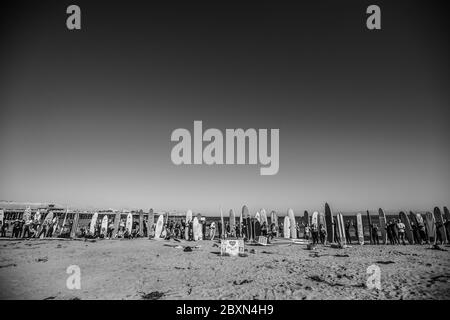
left=0, top=238, right=449, bottom=300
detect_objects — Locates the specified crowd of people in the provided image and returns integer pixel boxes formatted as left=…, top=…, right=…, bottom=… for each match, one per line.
left=1, top=210, right=448, bottom=245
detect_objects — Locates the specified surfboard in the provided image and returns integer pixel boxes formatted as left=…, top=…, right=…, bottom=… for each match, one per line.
left=260, top=209, right=268, bottom=226
left=311, top=211, right=318, bottom=227
left=283, top=216, right=290, bottom=239
left=433, top=207, right=447, bottom=243
left=288, top=209, right=296, bottom=239
left=139, top=211, right=144, bottom=237
left=255, top=211, right=261, bottom=223
left=0, top=209, right=4, bottom=224
left=23, top=207, right=32, bottom=223
left=366, top=211, right=373, bottom=244
left=242, top=206, right=251, bottom=240
left=34, top=210, right=41, bottom=223
left=113, top=212, right=121, bottom=238
left=229, top=209, right=236, bottom=237
left=101, top=215, right=108, bottom=237
left=324, top=204, right=334, bottom=243
left=254, top=220, right=261, bottom=237
left=89, top=212, right=98, bottom=235
left=239, top=208, right=243, bottom=238
left=378, top=208, right=387, bottom=244
left=193, top=217, right=200, bottom=241
left=356, top=213, right=364, bottom=245
left=303, top=211, right=309, bottom=226
left=186, top=209, right=193, bottom=240
left=425, top=211, right=436, bottom=242
left=126, top=213, right=133, bottom=235
left=70, top=212, right=79, bottom=238
left=335, top=213, right=346, bottom=245
left=147, top=209, right=154, bottom=238
left=399, top=211, right=413, bottom=244
left=154, top=214, right=164, bottom=239
left=444, top=207, right=450, bottom=241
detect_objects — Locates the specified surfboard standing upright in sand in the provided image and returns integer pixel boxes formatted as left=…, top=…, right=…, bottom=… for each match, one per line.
left=197, top=214, right=203, bottom=240
left=433, top=207, right=447, bottom=244
left=260, top=209, right=268, bottom=226
left=366, top=211, right=373, bottom=244
left=70, top=211, right=79, bottom=238
left=324, top=204, right=334, bottom=244
left=311, top=211, right=318, bottom=228
left=399, top=211, right=413, bottom=244
left=154, top=214, right=164, bottom=239
left=255, top=211, right=261, bottom=223
left=356, top=213, right=364, bottom=245
left=40, top=211, right=54, bottom=238
left=425, top=211, right=436, bottom=243
left=283, top=216, right=290, bottom=239
left=101, top=215, right=108, bottom=237
left=148, top=209, right=154, bottom=238
left=113, top=212, right=121, bottom=238
left=220, top=207, right=225, bottom=239
left=378, top=208, right=387, bottom=244
left=229, top=209, right=236, bottom=237
left=0, top=209, right=4, bottom=225
left=139, top=211, right=144, bottom=237
left=126, top=213, right=133, bottom=236
left=89, top=212, right=98, bottom=235
left=288, top=209, right=296, bottom=239
left=444, top=207, right=450, bottom=241
left=185, top=209, right=193, bottom=240
left=239, top=208, right=243, bottom=238
left=336, top=213, right=346, bottom=245
left=193, top=217, right=200, bottom=241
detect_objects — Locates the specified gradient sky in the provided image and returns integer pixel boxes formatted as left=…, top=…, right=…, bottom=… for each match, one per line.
left=1, top=0, right=449, bottom=214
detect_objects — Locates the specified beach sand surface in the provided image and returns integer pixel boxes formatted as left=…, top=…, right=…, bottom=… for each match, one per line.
left=0, top=238, right=449, bottom=300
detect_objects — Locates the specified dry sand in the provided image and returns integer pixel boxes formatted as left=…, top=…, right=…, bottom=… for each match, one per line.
left=0, top=238, right=449, bottom=300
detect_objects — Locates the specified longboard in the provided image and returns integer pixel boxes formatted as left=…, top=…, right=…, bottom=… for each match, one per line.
left=0, top=209, right=4, bottom=224
left=70, top=212, right=79, bottom=238
left=255, top=211, right=261, bottom=223
left=139, top=211, right=144, bottom=237
left=40, top=211, right=54, bottom=238
left=148, top=209, right=154, bottom=238
left=260, top=209, right=268, bottom=227
left=366, top=211, right=373, bottom=244
left=186, top=209, right=193, bottom=240
left=425, top=211, right=436, bottom=243
left=336, top=213, right=346, bottom=245
left=90, top=212, right=98, bottom=235
left=101, top=215, right=108, bottom=237
left=271, top=210, right=278, bottom=237
left=444, top=207, right=450, bottom=241
left=113, top=212, right=121, bottom=238
left=288, top=209, right=297, bottom=239
left=197, top=214, right=203, bottom=240
left=324, top=203, right=334, bottom=243
left=154, top=214, right=164, bottom=239
left=239, top=208, right=243, bottom=237
left=311, top=211, right=318, bottom=227
left=283, top=216, right=290, bottom=239
left=399, top=211, right=413, bottom=244
left=229, top=209, right=235, bottom=237
left=193, top=217, right=200, bottom=240
left=433, top=207, right=447, bottom=243
left=356, top=213, right=364, bottom=245
left=378, top=208, right=387, bottom=244
left=126, top=213, right=133, bottom=235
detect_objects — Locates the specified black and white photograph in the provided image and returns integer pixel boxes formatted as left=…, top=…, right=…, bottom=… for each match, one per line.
left=0, top=0, right=449, bottom=304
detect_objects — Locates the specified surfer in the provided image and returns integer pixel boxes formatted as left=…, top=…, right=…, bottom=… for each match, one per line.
left=319, top=224, right=327, bottom=244
left=261, top=222, right=268, bottom=237
left=311, top=223, right=319, bottom=244
left=304, top=224, right=310, bottom=240
left=411, top=222, right=420, bottom=244
left=345, top=220, right=352, bottom=244
left=210, top=221, right=216, bottom=240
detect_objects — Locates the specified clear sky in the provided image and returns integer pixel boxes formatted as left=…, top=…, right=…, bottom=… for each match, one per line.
left=1, top=1, right=448, bottom=215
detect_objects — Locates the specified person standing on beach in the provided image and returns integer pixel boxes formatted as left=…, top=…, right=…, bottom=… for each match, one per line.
left=304, top=224, right=310, bottom=240
left=397, top=220, right=406, bottom=245
left=372, top=224, right=379, bottom=245
left=319, top=224, right=327, bottom=244
left=210, top=221, right=216, bottom=240
left=345, top=220, right=352, bottom=244
left=311, top=224, right=319, bottom=244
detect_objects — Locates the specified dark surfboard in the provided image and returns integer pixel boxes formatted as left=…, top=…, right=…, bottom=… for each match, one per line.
left=254, top=220, right=261, bottom=237
left=433, top=207, right=447, bottom=243
left=70, top=212, right=80, bottom=238
left=399, top=211, right=413, bottom=244
left=366, top=210, right=373, bottom=244
left=324, top=203, right=334, bottom=243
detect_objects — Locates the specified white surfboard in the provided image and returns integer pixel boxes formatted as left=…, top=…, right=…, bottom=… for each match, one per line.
left=185, top=209, right=193, bottom=240
left=356, top=213, right=364, bottom=245
left=34, top=210, right=41, bottom=222
left=255, top=211, right=261, bottom=223
left=283, top=216, right=290, bottom=239
left=126, top=213, right=133, bottom=234
left=312, top=211, right=319, bottom=227
left=0, top=209, right=4, bottom=224
left=90, top=212, right=98, bottom=235
left=193, top=217, right=200, bottom=240
left=23, top=207, right=32, bottom=222
left=260, top=209, right=268, bottom=226
left=40, top=211, right=54, bottom=238
left=288, top=209, right=297, bottom=239
left=154, top=214, right=164, bottom=239
left=336, top=213, right=346, bottom=245
left=101, top=215, right=108, bottom=237
left=229, top=210, right=235, bottom=237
